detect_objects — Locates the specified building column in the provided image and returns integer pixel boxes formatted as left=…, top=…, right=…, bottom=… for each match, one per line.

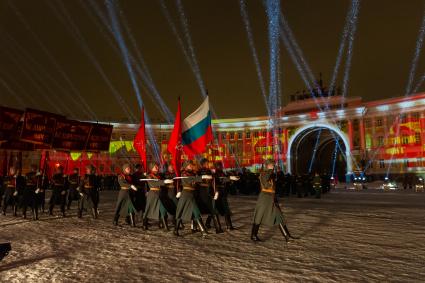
left=359, top=119, right=366, bottom=151
left=347, top=120, right=354, bottom=151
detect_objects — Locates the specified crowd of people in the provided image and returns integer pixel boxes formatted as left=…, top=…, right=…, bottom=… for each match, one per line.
left=0, top=158, right=322, bottom=242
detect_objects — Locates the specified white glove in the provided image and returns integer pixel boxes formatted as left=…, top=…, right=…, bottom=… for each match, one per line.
left=176, top=192, right=182, bottom=199
left=202, top=175, right=213, bottom=180
left=80, top=193, right=84, bottom=197
left=36, top=172, right=42, bottom=176
left=76, top=187, right=80, bottom=191
left=13, top=191, right=18, bottom=196
left=35, top=189, right=40, bottom=194
left=214, top=192, right=219, bottom=200
left=61, top=190, right=66, bottom=195
left=164, top=179, right=174, bottom=184
left=130, top=185, right=138, bottom=191
left=230, top=176, right=240, bottom=181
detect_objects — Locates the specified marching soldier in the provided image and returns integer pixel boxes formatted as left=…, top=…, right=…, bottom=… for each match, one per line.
left=160, top=164, right=179, bottom=226
left=48, top=165, right=68, bottom=217
left=174, top=160, right=211, bottom=237
left=113, top=164, right=138, bottom=226
left=2, top=167, right=19, bottom=216
left=67, top=168, right=80, bottom=210
left=131, top=164, right=147, bottom=218
left=313, top=172, right=322, bottom=199
left=142, top=163, right=174, bottom=230
left=22, top=165, right=41, bottom=220
left=197, top=158, right=223, bottom=234
left=251, top=160, right=297, bottom=243
left=37, top=170, right=48, bottom=214
left=78, top=165, right=99, bottom=219
left=211, top=162, right=239, bottom=230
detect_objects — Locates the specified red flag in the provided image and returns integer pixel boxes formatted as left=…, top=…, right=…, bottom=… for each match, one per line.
left=133, top=107, right=147, bottom=170
left=168, top=99, right=182, bottom=176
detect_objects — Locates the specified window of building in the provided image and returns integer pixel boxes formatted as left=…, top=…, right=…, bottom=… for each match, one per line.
left=237, top=132, right=242, bottom=140
left=254, top=131, right=259, bottom=138
left=379, top=159, right=385, bottom=169
left=246, top=132, right=251, bottom=139
left=415, top=132, right=421, bottom=144
left=221, top=132, right=226, bottom=140
left=376, top=118, right=383, bottom=127
left=262, top=131, right=267, bottom=137
left=229, top=132, right=235, bottom=140
left=377, top=136, right=384, bottom=146
left=400, top=114, right=407, bottom=124
left=162, top=134, right=167, bottom=141
left=365, top=119, right=372, bottom=128
left=402, top=135, right=409, bottom=145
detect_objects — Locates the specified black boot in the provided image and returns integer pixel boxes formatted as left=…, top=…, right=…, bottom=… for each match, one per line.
left=22, top=208, right=27, bottom=219
left=142, top=218, right=149, bottom=230
left=33, top=208, right=38, bottom=220
left=92, top=208, right=98, bottom=219
left=251, top=224, right=261, bottom=242
left=162, top=217, right=169, bottom=231
left=284, top=225, right=299, bottom=239
left=13, top=205, right=18, bottom=217
left=212, top=215, right=224, bottom=234
left=129, top=213, right=136, bottom=227
left=196, top=218, right=208, bottom=237
left=191, top=219, right=198, bottom=233
left=205, top=215, right=212, bottom=229
left=279, top=223, right=290, bottom=243
left=173, top=219, right=182, bottom=236
left=225, top=215, right=236, bottom=230
left=113, top=214, right=119, bottom=226
left=78, top=209, right=83, bottom=218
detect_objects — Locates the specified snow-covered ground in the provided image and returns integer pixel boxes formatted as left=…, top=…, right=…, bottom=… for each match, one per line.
left=1, top=189, right=424, bottom=282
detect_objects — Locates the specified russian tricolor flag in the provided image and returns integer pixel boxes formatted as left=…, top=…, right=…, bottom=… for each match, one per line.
left=182, top=97, right=213, bottom=156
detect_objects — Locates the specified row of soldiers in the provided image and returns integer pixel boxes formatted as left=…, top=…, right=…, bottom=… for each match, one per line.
left=0, top=164, right=100, bottom=220
left=114, top=158, right=297, bottom=242
left=113, top=158, right=239, bottom=237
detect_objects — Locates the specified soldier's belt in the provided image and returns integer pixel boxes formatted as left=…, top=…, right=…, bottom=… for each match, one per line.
left=149, top=188, right=160, bottom=191
left=261, top=188, right=275, bottom=193
left=7, top=185, right=15, bottom=188
left=183, top=186, right=195, bottom=191
left=120, top=187, right=129, bottom=190
left=84, top=186, right=94, bottom=189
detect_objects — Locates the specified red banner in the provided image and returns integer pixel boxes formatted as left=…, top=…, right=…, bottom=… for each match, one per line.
left=85, top=123, right=113, bottom=152
left=20, top=108, right=63, bottom=146
left=52, top=119, right=92, bottom=151
left=0, top=106, right=23, bottom=142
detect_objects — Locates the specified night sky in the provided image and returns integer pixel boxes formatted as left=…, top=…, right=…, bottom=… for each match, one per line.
left=0, top=0, right=425, bottom=122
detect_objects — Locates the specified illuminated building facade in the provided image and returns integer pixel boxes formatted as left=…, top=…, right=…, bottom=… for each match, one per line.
left=107, top=93, right=425, bottom=181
